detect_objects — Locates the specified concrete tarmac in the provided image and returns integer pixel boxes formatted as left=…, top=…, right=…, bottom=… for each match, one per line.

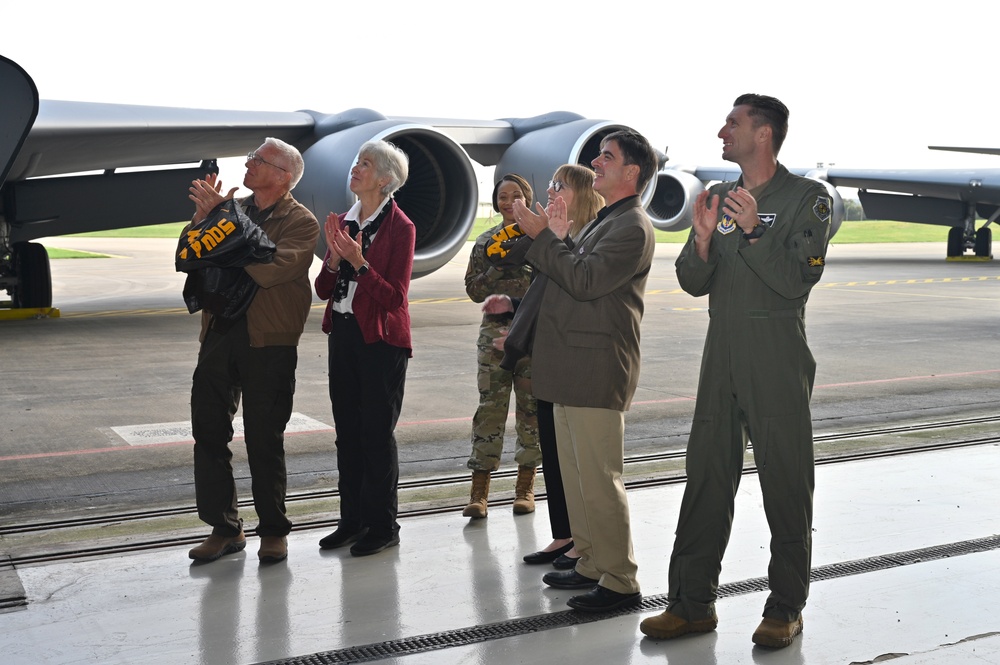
left=1, top=236, right=998, bottom=532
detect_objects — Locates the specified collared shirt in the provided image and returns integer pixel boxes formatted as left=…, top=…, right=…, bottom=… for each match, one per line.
left=242, top=198, right=277, bottom=225
left=332, top=195, right=391, bottom=314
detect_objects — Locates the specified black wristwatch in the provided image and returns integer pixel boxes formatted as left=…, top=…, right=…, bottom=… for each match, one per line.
left=355, top=262, right=370, bottom=276
left=743, top=223, right=766, bottom=240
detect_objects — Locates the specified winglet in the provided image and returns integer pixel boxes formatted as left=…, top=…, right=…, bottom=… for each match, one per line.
left=0, top=55, right=39, bottom=187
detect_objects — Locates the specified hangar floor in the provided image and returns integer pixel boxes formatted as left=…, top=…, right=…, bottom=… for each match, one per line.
left=3, top=442, right=1000, bottom=665
left=1, top=239, right=998, bottom=664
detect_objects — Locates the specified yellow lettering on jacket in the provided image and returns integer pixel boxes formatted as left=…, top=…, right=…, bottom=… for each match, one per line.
left=180, top=214, right=239, bottom=261
left=207, top=226, right=226, bottom=243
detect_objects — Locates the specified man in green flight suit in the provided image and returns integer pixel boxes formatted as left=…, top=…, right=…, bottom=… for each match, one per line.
left=640, top=94, right=831, bottom=649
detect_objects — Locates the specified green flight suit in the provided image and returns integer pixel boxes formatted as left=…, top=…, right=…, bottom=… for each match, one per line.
left=668, top=164, right=831, bottom=623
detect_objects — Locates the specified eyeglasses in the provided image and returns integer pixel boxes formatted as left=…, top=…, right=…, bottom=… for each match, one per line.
left=548, top=180, right=567, bottom=193
left=247, top=151, right=288, bottom=172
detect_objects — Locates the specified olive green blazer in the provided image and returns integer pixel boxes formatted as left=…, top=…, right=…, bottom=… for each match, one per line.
left=524, top=196, right=655, bottom=410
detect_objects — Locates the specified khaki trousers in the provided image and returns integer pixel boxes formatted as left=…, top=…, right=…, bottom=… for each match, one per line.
left=553, top=404, right=639, bottom=594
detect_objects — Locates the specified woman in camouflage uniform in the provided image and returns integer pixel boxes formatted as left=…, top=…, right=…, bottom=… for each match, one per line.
left=462, top=174, right=539, bottom=518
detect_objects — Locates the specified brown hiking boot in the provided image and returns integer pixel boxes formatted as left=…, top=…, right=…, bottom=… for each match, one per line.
left=462, top=470, right=491, bottom=518
left=640, top=609, right=718, bottom=640
left=513, top=465, right=536, bottom=514
left=188, top=530, right=246, bottom=562
left=752, top=615, right=803, bottom=648
left=258, top=536, right=288, bottom=563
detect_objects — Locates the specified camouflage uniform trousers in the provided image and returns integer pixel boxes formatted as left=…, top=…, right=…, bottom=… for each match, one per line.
left=467, top=319, right=540, bottom=472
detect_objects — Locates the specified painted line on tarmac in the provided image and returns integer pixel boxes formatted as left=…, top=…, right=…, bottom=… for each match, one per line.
left=3, top=370, right=997, bottom=464
left=110, top=412, right=332, bottom=446
left=47, top=275, right=1000, bottom=318
left=0, top=413, right=331, bottom=462
left=817, top=368, right=1000, bottom=389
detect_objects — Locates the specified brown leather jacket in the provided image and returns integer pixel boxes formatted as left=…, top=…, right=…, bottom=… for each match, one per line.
left=197, top=191, right=319, bottom=346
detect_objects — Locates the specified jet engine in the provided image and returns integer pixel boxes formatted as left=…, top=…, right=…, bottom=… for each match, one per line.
left=644, top=167, right=705, bottom=232
left=298, top=112, right=674, bottom=276
left=493, top=115, right=645, bottom=207
left=295, top=114, right=480, bottom=278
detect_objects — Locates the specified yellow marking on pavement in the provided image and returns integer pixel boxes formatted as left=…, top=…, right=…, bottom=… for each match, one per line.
left=0, top=307, right=61, bottom=319
left=819, top=276, right=1000, bottom=288
left=32, top=275, right=1000, bottom=319
left=60, top=308, right=190, bottom=318
left=644, top=289, right=687, bottom=295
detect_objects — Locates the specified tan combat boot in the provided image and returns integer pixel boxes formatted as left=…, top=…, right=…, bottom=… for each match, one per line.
left=751, top=615, right=803, bottom=648
left=188, top=530, right=246, bottom=562
left=463, top=470, right=491, bottom=518
left=513, top=465, right=536, bottom=514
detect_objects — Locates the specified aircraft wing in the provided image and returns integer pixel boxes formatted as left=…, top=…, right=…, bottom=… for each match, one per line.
left=929, top=146, right=1000, bottom=157
left=623, top=157, right=997, bottom=260
left=797, top=163, right=1000, bottom=259
left=11, top=100, right=315, bottom=180
left=694, top=164, right=1000, bottom=211
left=6, top=54, right=694, bottom=307
left=819, top=167, right=1000, bottom=207
left=803, top=166, right=1000, bottom=234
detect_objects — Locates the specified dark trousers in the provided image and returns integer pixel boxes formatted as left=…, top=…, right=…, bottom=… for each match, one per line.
left=537, top=400, right=571, bottom=539
left=191, top=317, right=296, bottom=537
left=329, top=313, right=408, bottom=538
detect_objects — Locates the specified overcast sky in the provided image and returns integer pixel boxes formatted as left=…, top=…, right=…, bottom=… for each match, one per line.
left=7, top=0, right=1000, bottom=184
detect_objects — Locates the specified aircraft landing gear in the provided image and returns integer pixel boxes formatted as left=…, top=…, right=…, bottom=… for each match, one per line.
left=974, top=226, right=993, bottom=259
left=947, top=224, right=993, bottom=260
left=8, top=241, right=52, bottom=309
left=947, top=226, right=964, bottom=258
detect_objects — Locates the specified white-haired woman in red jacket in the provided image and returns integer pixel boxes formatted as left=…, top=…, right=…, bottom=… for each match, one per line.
left=314, top=140, right=415, bottom=557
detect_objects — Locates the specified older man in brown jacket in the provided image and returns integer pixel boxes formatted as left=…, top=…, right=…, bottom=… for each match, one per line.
left=185, top=137, right=318, bottom=564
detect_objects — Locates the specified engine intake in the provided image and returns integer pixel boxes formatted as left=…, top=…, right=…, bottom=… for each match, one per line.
left=645, top=168, right=704, bottom=232
left=296, top=119, right=479, bottom=278
left=494, top=118, right=641, bottom=205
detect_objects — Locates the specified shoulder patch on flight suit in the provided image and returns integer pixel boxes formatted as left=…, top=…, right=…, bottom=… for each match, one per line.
left=813, top=196, right=832, bottom=223
left=808, top=256, right=825, bottom=267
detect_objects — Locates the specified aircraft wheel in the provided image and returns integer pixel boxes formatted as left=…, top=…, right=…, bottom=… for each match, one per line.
left=946, top=227, right=964, bottom=257
left=974, top=227, right=993, bottom=258
left=12, top=241, right=52, bottom=308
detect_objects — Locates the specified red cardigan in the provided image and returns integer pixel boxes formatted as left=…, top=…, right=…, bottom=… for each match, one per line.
left=314, top=199, right=415, bottom=356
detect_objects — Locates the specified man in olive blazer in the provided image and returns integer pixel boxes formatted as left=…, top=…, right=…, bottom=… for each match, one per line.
left=514, top=129, right=657, bottom=613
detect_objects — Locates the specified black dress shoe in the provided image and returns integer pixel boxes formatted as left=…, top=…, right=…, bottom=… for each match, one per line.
left=522, top=541, right=574, bottom=565
left=567, top=585, right=642, bottom=613
left=542, top=569, right=599, bottom=590
left=319, top=526, right=367, bottom=550
left=350, top=532, right=400, bottom=557
left=552, top=554, right=581, bottom=570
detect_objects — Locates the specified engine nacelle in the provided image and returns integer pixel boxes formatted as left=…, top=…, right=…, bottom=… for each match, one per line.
left=803, top=169, right=845, bottom=238
left=493, top=117, right=649, bottom=207
left=296, top=117, right=479, bottom=278
left=645, top=168, right=704, bottom=232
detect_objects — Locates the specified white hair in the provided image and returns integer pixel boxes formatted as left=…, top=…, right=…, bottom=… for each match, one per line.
left=264, top=137, right=305, bottom=189
left=358, top=140, right=409, bottom=197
